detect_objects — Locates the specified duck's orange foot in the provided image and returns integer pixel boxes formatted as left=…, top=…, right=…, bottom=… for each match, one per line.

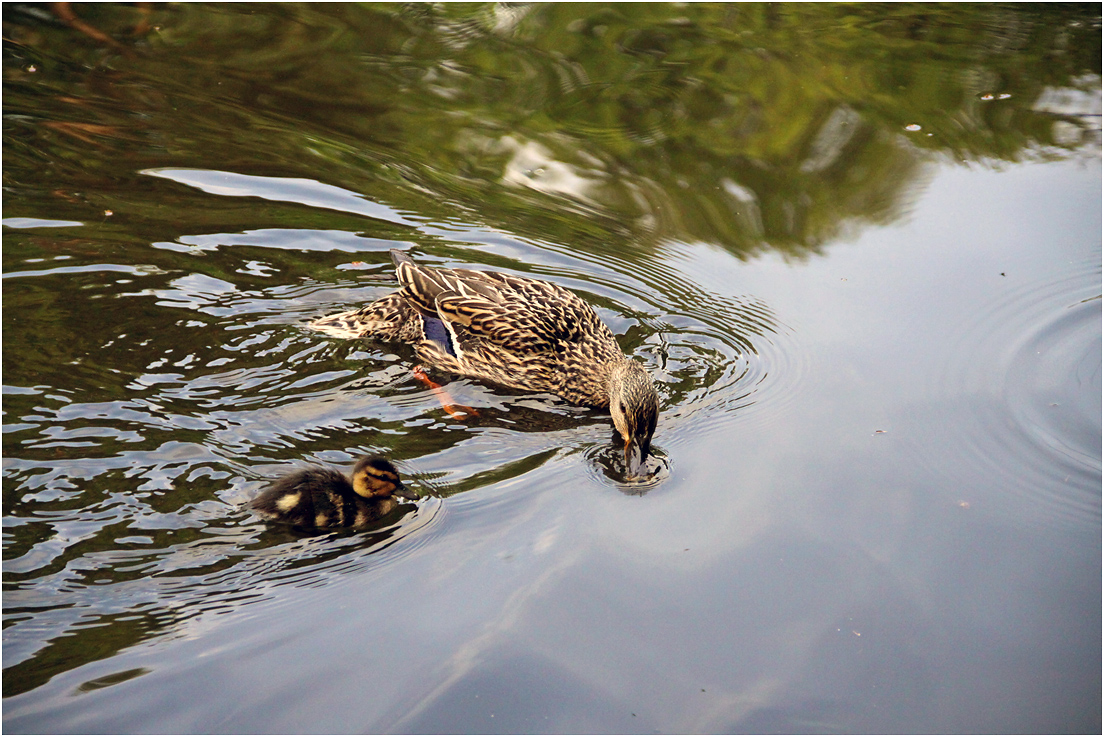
left=412, top=366, right=478, bottom=420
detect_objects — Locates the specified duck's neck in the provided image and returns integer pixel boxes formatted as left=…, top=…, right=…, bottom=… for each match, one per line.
left=603, top=358, right=640, bottom=389
left=563, top=358, right=643, bottom=408
left=603, top=358, right=654, bottom=405
left=604, top=358, right=659, bottom=443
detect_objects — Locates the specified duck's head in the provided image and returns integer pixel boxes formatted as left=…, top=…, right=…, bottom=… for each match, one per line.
left=351, top=456, right=418, bottom=500
left=607, top=361, right=660, bottom=477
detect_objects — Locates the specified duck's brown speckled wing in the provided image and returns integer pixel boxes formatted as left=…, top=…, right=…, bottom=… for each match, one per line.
left=390, top=252, right=625, bottom=405
left=394, top=252, right=609, bottom=354
left=308, top=250, right=636, bottom=407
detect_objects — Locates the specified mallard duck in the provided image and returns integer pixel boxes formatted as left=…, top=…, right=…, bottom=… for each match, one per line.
left=251, top=455, right=416, bottom=528
left=311, top=250, right=660, bottom=475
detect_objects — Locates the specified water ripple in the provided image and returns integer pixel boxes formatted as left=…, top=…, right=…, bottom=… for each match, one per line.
left=916, top=259, right=1101, bottom=528
left=2, top=227, right=785, bottom=689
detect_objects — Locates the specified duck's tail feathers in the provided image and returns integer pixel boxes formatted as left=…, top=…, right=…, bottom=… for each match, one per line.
left=309, top=308, right=379, bottom=339
left=309, top=293, right=422, bottom=342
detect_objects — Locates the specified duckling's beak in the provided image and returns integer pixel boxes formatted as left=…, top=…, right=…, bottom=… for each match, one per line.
left=392, top=482, right=419, bottom=501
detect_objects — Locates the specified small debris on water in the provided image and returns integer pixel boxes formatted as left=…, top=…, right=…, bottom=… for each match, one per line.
left=905, top=123, right=922, bottom=131
left=337, top=260, right=375, bottom=270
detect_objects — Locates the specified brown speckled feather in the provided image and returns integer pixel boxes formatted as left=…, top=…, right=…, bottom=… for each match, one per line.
left=311, top=251, right=628, bottom=406
left=394, top=252, right=625, bottom=406
left=310, top=292, right=424, bottom=343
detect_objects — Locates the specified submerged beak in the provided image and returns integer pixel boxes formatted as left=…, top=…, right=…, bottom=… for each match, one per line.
left=624, top=438, right=647, bottom=478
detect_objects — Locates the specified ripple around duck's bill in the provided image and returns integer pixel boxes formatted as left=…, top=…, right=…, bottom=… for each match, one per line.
left=582, top=442, right=672, bottom=495
left=913, top=259, right=1101, bottom=530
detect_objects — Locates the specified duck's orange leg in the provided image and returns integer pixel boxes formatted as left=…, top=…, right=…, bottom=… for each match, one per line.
left=412, top=366, right=478, bottom=420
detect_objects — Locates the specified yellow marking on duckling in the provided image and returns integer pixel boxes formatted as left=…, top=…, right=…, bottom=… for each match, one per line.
left=275, top=492, right=301, bottom=512
left=315, top=513, right=329, bottom=527
left=354, top=474, right=397, bottom=497
left=364, top=466, right=398, bottom=483
left=352, top=476, right=374, bottom=498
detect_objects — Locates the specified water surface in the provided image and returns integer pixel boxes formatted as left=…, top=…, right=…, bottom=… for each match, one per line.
left=3, top=3, right=1100, bottom=733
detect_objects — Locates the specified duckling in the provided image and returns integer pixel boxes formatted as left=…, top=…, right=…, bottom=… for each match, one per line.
left=251, top=456, right=416, bottom=529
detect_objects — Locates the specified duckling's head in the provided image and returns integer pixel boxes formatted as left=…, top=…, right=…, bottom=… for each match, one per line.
left=607, top=360, right=660, bottom=477
left=350, top=456, right=417, bottom=500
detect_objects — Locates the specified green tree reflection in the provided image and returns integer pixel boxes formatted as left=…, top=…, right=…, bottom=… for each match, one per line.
left=3, top=3, right=1099, bottom=262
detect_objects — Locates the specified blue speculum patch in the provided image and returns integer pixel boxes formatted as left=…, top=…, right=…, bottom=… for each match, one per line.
left=421, top=315, right=457, bottom=357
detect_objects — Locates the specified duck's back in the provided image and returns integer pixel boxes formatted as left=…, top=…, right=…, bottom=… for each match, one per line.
left=396, top=256, right=610, bottom=351
left=394, top=255, right=625, bottom=404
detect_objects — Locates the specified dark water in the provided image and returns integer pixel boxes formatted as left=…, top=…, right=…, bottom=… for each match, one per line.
left=2, top=3, right=1100, bottom=733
